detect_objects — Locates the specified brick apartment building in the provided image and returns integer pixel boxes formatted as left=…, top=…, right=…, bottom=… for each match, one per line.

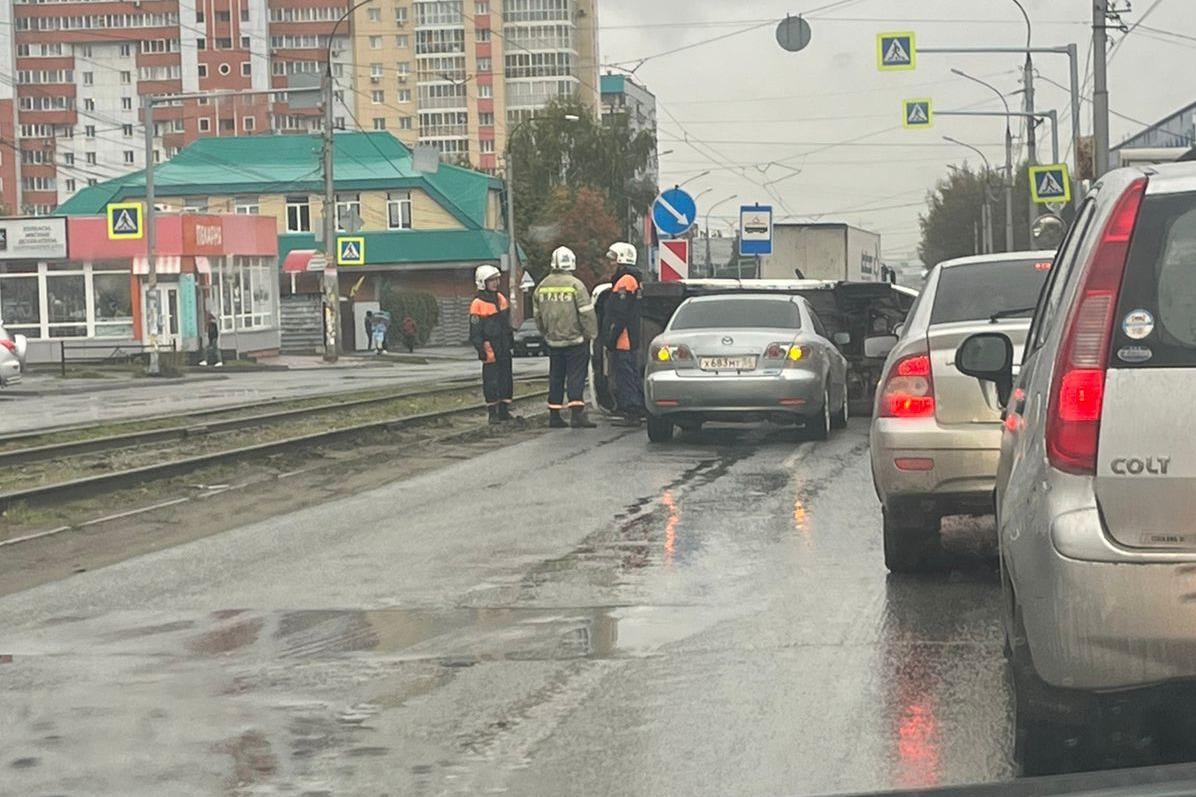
left=0, top=0, right=600, bottom=215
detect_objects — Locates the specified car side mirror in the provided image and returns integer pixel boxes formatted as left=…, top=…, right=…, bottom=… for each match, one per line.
left=832, top=332, right=851, bottom=346
left=956, top=332, right=1014, bottom=406
left=863, top=334, right=898, bottom=359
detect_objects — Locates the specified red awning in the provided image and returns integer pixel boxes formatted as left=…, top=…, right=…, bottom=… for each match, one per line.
left=282, top=249, right=323, bottom=274
left=132, top=256, right=182, bottom=275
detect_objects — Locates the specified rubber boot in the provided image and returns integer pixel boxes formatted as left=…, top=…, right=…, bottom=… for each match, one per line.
left=487, top=405, right=502, bottom=425
left=548, top=409, right=568, bottom=428
left=570, top=407, right=597, bottom=428
left=497, top=402, right=520, bottom=422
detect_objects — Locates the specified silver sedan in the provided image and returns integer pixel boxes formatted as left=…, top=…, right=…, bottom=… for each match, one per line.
left=0, top=323, right=27, bottom=388
left=643, top=293, right=849, bottom=442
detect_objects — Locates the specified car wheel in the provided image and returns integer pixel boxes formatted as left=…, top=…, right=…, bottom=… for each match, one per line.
left=646, top=415, right=674, bottom=443
left=831, top=386, right=849, bottom=429
left=882, top=506, right=942, bottom=573
left=803, top=390, right=831, bottom=441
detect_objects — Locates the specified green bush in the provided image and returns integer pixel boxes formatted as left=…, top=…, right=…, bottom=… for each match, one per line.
left=379, top=285, right=440, bottom=346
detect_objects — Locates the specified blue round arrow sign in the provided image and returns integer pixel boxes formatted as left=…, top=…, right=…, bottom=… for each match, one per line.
left=652, top=188, right=697, bottom=238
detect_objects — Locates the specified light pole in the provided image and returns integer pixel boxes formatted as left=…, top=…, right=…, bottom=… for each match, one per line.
left=320, top=0, right=373, bottom=362
left=504, top=112, right=579, bottom=323
left=676, top=170, right=710, bottom=189
left=1009, top=0, right=1040, bottom=244
left=952, top=68, right=1015, bottom=252
left=943, top=136, right=995, bottom=254
left=705, top=194, right=738, bottom=277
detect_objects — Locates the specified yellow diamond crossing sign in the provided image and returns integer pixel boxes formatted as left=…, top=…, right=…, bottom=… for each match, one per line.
left=1029, top=163, right=1072, bottom=204
left=902, top=98, right=933, bottom=129
left=337, top=236, right=365, bottom=266
left=877, top=32, right=916, bottom=71
left=107, top=202, right=144, bottom=240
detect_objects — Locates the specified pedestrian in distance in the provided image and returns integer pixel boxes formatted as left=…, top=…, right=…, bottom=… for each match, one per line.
left=534, top=245, right=598, bottom=429
left=469, top=265, right=517, bottom=425
left=199, top=311, right=223, bottom=367
left=364, top=310, right=374, bottom=353
left=604, top=241, right=646, bottom=425
left=372, top=313, right=389, bottom=354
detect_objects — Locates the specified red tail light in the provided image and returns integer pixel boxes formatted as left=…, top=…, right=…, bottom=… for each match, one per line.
left=0, top=339, right=14, bottom=353
left=880, top=352, right=935, bottom=418
left=1046, top=177, right=1146, bottom=474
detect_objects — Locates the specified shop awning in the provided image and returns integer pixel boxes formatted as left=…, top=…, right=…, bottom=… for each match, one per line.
left=195, top=256, right=212, bottom=275
left=132, top=255, right=182, bottom=275
left=282, top=249, right=326, bottom=274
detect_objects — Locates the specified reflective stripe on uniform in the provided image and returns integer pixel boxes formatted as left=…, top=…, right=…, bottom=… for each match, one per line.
left=567, top=400, right=585, bottom=408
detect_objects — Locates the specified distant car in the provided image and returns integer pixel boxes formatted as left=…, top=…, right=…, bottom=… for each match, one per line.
left=643, top=293, right=849, bottom=442
left=869, top=250, right=1055, bottom=573
left=512, top=318, right=546, bottom=357
left=0, top=323, right=28, bottom=388
left=955, top=164, right=1196, bottom=774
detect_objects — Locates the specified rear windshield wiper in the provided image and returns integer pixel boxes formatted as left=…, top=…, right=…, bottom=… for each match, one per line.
left=990, top=306, right=1036, bottom=323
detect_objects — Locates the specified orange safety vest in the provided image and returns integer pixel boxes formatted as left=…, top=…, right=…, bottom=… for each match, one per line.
left=611, top=272, right=640, bottom=351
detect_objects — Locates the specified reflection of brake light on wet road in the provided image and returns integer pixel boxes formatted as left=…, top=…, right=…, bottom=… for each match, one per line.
left=793, top=497, right=809, bottom=538
left=897, top=700, right=941, bottom=788
left=662, top=490, right=679, bottom=565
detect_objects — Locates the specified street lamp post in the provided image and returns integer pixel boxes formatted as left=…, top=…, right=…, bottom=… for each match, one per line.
left=1009, top=0, right=1040, bottom=247
left=952, top=68, right=1015, bottom=252
left=943, top=136, right=995, bottom=254
left=504, top=112, right=579, bottom=323
left=704, top=194, right=738, bottom=277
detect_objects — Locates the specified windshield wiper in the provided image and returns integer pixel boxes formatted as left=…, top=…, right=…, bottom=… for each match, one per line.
left=990, top=306, right=1036, bottom=323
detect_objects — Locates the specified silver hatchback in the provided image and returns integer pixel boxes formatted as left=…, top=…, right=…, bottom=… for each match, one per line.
left=956, top=163, right=1196, bottom=774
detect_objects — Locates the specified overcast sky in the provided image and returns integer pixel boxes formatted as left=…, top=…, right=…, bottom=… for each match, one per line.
left=596, top=0, right=1195, bottom=262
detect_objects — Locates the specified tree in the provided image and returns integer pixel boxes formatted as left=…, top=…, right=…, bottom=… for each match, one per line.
left=508, top=99, right=657, bottom=270
left=525, top=186, right=621, bottom=288
left=918, top=161, right=1075, bottom=266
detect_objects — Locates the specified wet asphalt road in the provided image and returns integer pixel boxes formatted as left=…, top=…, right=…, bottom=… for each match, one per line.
left=0, top=418, right=1014, bottom=796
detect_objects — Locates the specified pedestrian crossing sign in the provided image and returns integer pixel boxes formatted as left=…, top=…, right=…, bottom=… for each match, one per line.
left=107, top=202, right=144, bottom=240
left=902, top=99, right=933, bottom=129
left=1029, top=163, right=1072, bottom=205
left=877, top=32, right=916, bottom=71
left=337, top=236, right=365, bottom=266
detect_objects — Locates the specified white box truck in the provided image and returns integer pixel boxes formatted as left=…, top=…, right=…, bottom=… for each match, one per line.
left=757, top=222, right=887, bottom=282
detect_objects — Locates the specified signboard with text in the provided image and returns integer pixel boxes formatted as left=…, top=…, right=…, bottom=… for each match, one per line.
left=0, top=217, right=68, bottom=260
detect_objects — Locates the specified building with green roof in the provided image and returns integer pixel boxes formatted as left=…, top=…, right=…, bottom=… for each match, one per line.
left=59, top=132, right=516, bottom=348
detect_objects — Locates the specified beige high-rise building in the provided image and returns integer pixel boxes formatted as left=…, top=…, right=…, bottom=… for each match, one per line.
left=351, top=0, right=600, bottom=174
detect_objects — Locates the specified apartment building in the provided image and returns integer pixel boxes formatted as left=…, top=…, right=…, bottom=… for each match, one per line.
left=3, top=0, right=599, bottom=215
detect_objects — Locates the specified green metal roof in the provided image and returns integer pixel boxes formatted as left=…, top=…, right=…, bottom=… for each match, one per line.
left=279, top=229, right=512, bottom=267
left=56, top=132, right=504, bottom=229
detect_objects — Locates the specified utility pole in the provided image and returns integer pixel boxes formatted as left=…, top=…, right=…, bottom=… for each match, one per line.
left=1092, top=0, right=1111, bottom=178
left=322, top=58, right=339, bottom=362
left=143, top=96, right=160, bottom=375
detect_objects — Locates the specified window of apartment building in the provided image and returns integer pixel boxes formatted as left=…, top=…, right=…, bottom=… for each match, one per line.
left=478, top=83, right=492, bottom=98
left=83, top=98, right=95, bottom=111
left=480, top=139, right=495, bottom=154
left=240, top=7, right=250, bottom=21
left=395, top=34, right=408, bottom=48
left=121, top=97, right=133, bottom=110
left=198, top=118, right=211, bottom=132
left=415, top=28, right=465, bottom=56
left=416, top=1, right=462, bottom=26
left=65, top=178, right=76, bottom=193
left=371, top=63, right=383, bottom=79
left=173, top=118, right=185, bottom=132
left=198, top=96, right=209, bottom=104
left=476, top=28, right=490, bottom=42
left=88, top=178, right=98, bottom=187
left=218, top=63, right=231, bottom=75
left=477, top=57, right=491, bottom=72
left=86, top=152, right=96, bottom=165
left=122, top=124, right=134, bottom=137
left=219, top=118, right=234, bottom=132
left=479, top=111, right=494, bottom=127
left=216, top=38, right=232, bottom=50
left=371, top=90, right=384, bottom=104
left=195, top=9, right=204, bottom=22
left=395, top=5, right=408, bottom=24
left=286, top=196, right=311, bottom=232
left=85, top=125, right=96, bottom=138
left=119, top=44, right=132, bottom=57
left=82, top=71, right=94, bottom=85
left=198, top=64, right=208, bottom=77
left=367, top=6, right=381, bottom=21
left=397, top=62, right=410, bottom=75
left=120, top=70, right=131, bottom=84
left=197, top=38, right=206, bottom=50
left=235, top=196, right=259, bottom=214
left=400, top=117, right=413, bottom=130
left=335, top=194, right=361, bottom=232
left=182, top=197, right=208, bottom=213
left=370, top=36, right=382, bottom=49
left=62, top=152, right=75, bottom=166
left=334, top=89, right=345, bottom=102
left=373, top=117, right=386, bottom=130
left=80, top=45, right=93, bottom=58
left=398, top=89, right=412, bottom=103
left=123, top=150, right=135, bottom=164
left=387, top=191, right=412, bottom=230
left=476, top=1, right=489, bottom=13
left=240, top=36, right=251, bottom=49
left=241, top=62, right=252, bottom=76
left=243, top=117, right=255, bottom=131
left=215, top=10, right=230, bottom=22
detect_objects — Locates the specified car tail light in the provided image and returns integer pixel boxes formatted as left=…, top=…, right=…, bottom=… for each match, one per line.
left=652, top=343, right=693, bottom=362
left=1046, top=177, right=1146, bottom=474
left=879, top=351, right=935, bottom=418
left=0, top=339, right=14, bottom=354
left=764, top=343, right=803, bottom=363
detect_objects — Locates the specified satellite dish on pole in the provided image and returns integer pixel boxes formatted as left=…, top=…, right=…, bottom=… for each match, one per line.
left=776, top=15, right=812, bottom=53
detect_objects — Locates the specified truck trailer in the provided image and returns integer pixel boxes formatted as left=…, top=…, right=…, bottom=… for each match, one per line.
left=757, top=222, right=891, bottom=283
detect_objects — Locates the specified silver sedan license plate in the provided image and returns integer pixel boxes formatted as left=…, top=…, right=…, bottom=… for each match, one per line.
left=700, top=355, right=756, bottom=371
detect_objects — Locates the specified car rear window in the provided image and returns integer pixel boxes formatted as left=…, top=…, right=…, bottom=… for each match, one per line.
left=1111, top=190, right=1196, bottom=367
left=671, top=299, right=801, bottom=330
left=929, top=259, right=1053, bottom=324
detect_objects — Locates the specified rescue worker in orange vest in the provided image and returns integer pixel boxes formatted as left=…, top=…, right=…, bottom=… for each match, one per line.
left=469, top=265, right=516, bottom=424
left=603, top=241, right=647, bottom=425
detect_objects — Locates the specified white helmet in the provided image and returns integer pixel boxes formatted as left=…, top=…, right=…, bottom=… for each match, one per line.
left=606, top=241, right=637, bottom=266
left=475, top=264, right=501, bottom=290
left=551, top=245, right=577, bottom=272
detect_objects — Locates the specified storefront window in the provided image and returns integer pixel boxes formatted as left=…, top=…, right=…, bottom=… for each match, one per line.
left=93, top=271, right=134, bottom=338
left=0, top=266, right=41, bottom=338
left=47, top=272, right=87, bottom=338
left=214, top=257, right=276, bottom=333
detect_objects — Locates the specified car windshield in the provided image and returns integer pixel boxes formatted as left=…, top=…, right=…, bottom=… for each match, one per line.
left=930, top=259, right=1053, bottom=324
left=671, top=298, right=801, bottom=330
